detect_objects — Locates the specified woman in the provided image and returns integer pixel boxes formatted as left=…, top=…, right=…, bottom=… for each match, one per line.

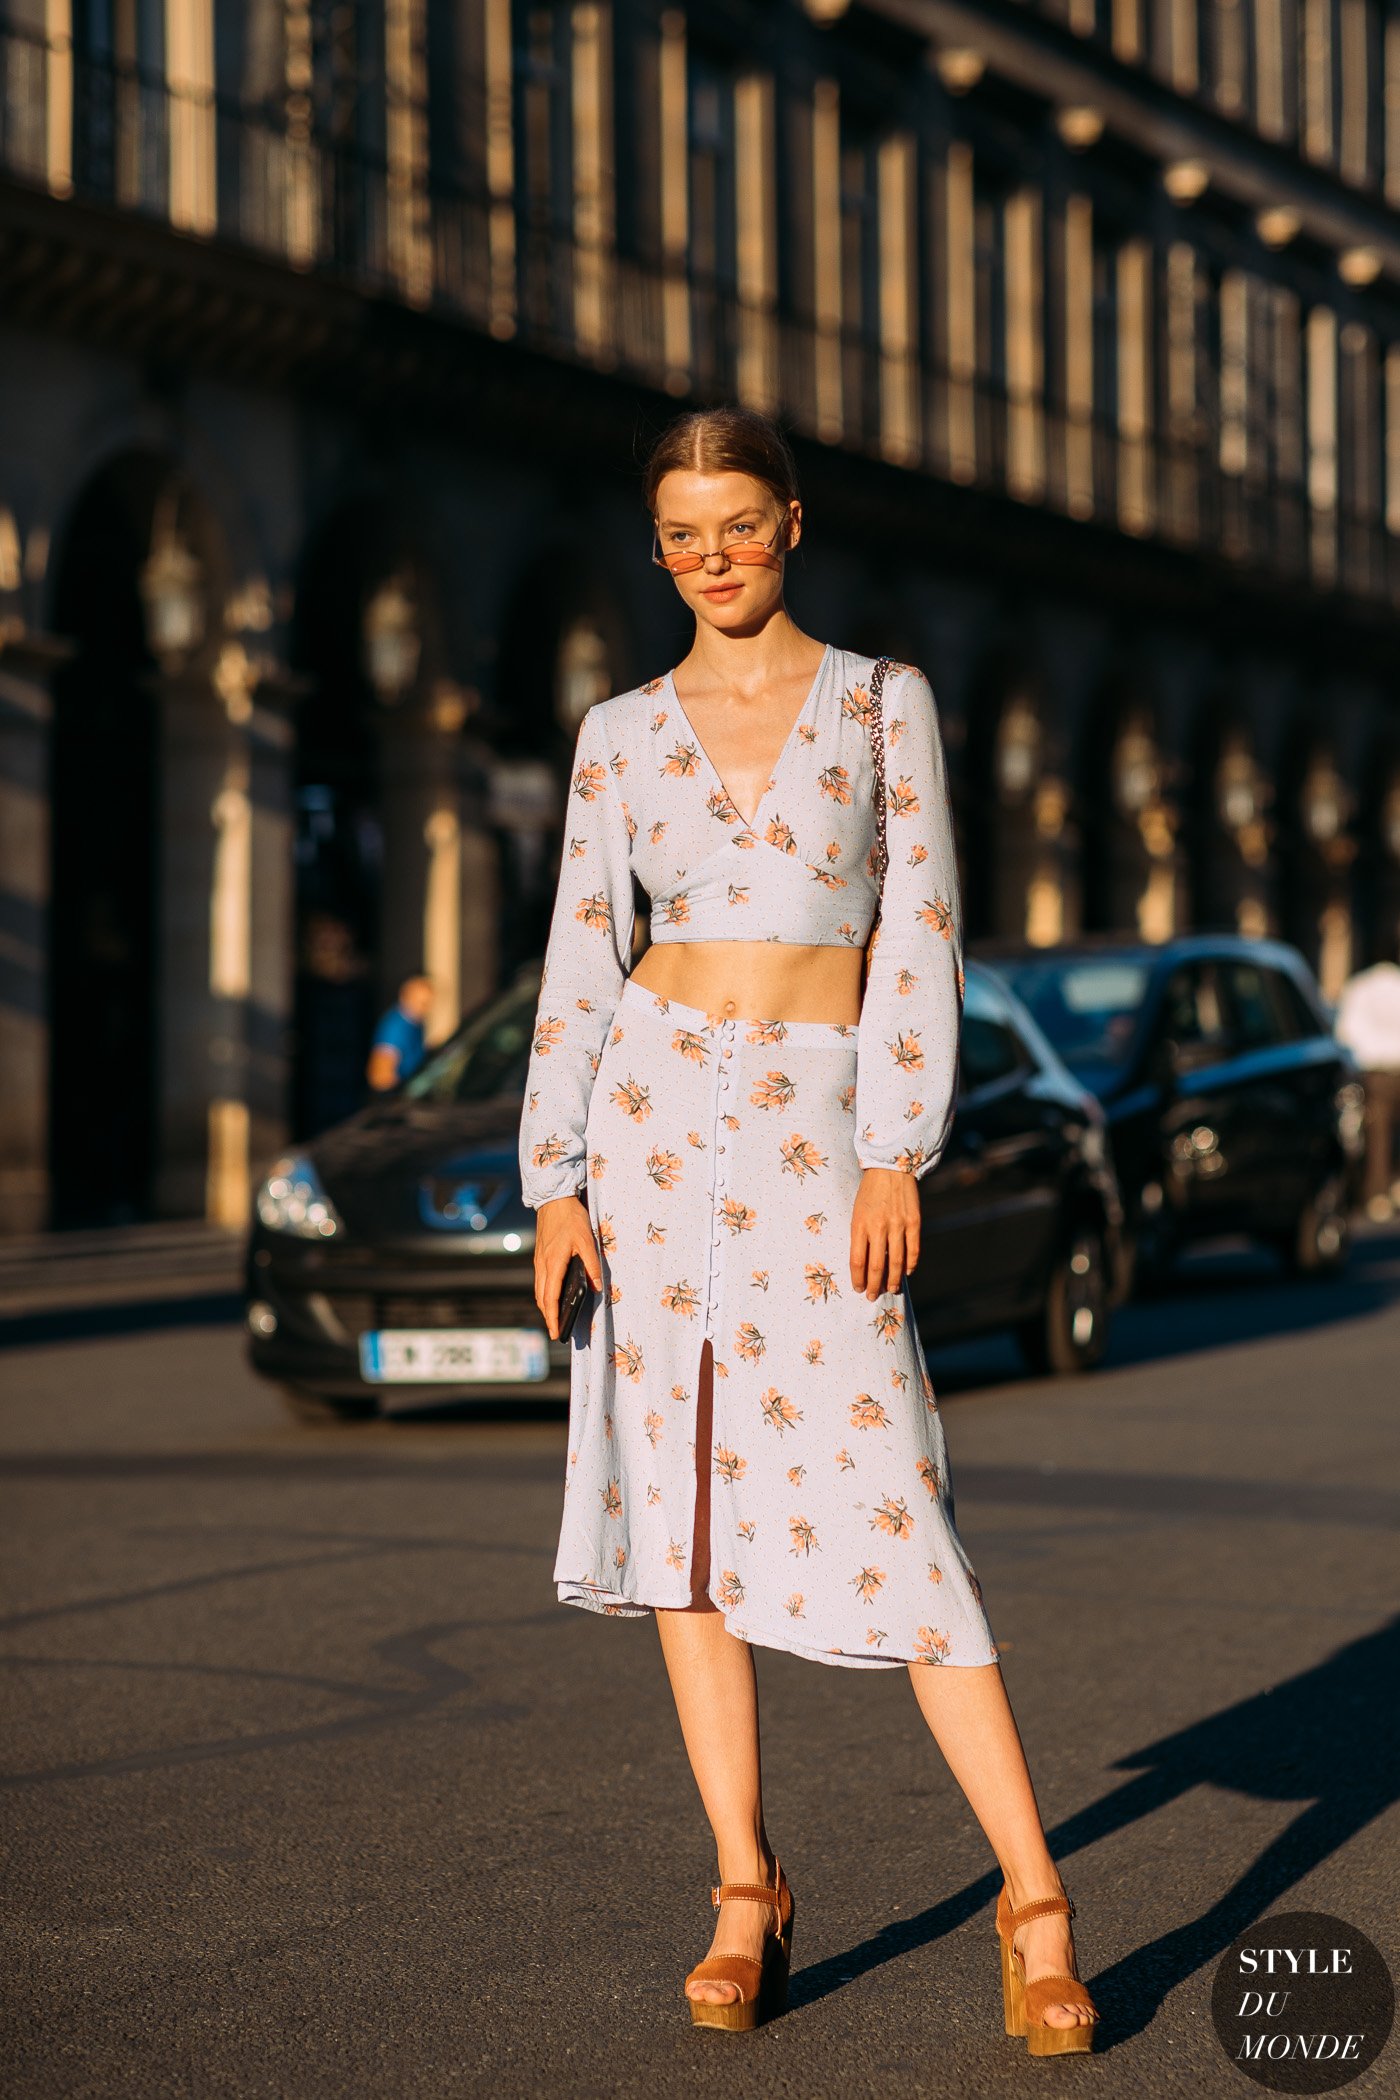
left=517, top=406, right=1098, bottom=2054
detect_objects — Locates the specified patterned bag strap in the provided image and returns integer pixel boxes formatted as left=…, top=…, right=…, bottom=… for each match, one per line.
left=868, top=655, right=892, bottom=926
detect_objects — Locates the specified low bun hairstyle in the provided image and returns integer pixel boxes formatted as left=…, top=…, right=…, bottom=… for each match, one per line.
left=641, top=405, right=801, bottom=528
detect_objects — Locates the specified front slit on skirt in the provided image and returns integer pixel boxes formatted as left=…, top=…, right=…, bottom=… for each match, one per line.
left=553, top=978, right=1000, bottom=1670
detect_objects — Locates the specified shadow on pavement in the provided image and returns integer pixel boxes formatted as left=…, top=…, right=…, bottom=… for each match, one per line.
left=789, top=1613, right=1400, bottom=2050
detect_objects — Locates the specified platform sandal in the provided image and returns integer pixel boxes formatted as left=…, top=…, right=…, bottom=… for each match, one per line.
left=996, top=1886, right=1099, bottom=2057
left=684, top=1859, right=795, bottom=2032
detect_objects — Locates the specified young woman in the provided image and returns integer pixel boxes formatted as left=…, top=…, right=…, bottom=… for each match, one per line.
left=517, top=406, right=1099, bottom=2054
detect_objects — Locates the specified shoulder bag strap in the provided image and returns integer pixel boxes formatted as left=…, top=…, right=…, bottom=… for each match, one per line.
left=863, top=656, right=892, bottom=983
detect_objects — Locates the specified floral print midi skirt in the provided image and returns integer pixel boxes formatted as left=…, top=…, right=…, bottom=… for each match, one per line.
left=554, top=980, right=1000, bottom=1671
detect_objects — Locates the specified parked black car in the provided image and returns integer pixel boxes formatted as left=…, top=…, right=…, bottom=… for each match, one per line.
left=245, top=960, right=1126, bottom=1420
left=974, top=934, right=1366, bottom=1286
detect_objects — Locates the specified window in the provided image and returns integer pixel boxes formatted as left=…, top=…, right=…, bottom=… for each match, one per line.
left=1227, top=960, right=1284, bottom=1049
left=998, top=956, right=1150, bottom=1076
left=1156, top=960, right=1233, bottom=1068
left=960, top=973, right=1030, bottom=1092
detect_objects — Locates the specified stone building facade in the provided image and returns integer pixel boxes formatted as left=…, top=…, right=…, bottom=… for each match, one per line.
left=0, top=0, right=1397, bottom=1234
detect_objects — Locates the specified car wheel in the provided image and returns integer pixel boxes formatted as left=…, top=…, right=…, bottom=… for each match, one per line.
left=1285, top=1171, right=1350, bottom=1279
left=1017, top=1222, right=1112, bottom=1376
left=277, top=1383, right=379, bottom=1425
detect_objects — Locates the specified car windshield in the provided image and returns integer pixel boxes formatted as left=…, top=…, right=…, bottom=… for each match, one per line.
left=995, top=957, right=1150, bottom=1080
left=400, top=979, right=538, bottom=1104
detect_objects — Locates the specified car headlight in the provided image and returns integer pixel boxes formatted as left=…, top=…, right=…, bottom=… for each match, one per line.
left=256, top=1155, right=344, bottom=1238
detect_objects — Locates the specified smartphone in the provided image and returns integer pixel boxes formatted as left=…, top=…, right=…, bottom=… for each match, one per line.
left=556, top=1251, right=594, bottom=1343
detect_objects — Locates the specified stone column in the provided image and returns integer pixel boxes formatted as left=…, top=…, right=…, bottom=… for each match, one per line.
left=0, top=641, right=64, bottom=1235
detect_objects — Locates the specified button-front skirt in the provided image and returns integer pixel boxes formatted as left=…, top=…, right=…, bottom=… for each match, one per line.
left=554, top=980, right=999, bottom=1670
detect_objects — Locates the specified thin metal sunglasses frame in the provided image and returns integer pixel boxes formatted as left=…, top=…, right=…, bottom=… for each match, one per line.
left=651, top=511, right=791, bottom=574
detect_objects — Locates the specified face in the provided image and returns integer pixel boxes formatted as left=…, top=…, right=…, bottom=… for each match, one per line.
left=652, top=470, right=800, bottom=633
left=400, top=976, right=434, bottom=1021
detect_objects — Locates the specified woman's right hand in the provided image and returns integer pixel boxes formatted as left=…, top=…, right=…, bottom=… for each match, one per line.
left=532, top=1194, right=604, bottom=1340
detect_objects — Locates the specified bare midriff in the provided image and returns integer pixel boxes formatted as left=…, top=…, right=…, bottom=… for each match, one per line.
left=629, top=940, right=864, bottom=1025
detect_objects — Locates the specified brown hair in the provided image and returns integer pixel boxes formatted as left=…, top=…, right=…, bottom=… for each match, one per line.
left=641, top=405, right=800, bottom=524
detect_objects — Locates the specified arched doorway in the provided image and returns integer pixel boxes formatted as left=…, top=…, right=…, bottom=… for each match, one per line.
left=963, top=656, right=1051, bottom=942
left=1080, top=685, right=1176, bottom=939
left=1187, top=703, right=1272, bottom=937
left=493, top=555, right=632, bottom=981
left=47, top=454, right=210, bottom=1226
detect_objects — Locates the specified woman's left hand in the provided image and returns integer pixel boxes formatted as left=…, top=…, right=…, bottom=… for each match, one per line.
left=850, top=1167, right=922, bottom=1300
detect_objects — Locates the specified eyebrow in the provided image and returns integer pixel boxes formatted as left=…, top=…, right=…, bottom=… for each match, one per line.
left=657, top=505, right=765, bottom=529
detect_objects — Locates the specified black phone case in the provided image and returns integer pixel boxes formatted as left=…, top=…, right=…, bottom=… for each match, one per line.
left=556, top=1252, right=593, bottom=1343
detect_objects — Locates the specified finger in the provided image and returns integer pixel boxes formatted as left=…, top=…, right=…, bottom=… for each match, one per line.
left=580, top=1231, right=604, bottom=1292
left=886, top=1225, right=906, bottom=1293
left=864, top=1227, right=887, bottom=1300
left=850, top=1218, right=868, bottom=1292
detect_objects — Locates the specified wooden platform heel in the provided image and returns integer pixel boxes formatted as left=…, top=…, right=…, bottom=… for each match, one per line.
left=685, top=1859, right=795, bottom=2032
left=996, top=1886, right=1099, bottom=2057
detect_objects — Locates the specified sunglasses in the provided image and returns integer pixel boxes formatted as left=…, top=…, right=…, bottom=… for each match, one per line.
left=651, top=514, right=789, bottom=575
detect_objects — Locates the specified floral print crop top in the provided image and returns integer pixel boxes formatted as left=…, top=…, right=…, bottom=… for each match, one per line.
left=517, top=644, right=966, bottom=1207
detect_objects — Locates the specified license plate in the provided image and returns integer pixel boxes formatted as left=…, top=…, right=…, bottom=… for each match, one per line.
left=359, top=1328, right=549, bottom=1384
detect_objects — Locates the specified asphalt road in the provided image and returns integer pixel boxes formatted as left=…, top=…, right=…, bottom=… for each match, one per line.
left=3, top=1232, right=1399, bottom=2100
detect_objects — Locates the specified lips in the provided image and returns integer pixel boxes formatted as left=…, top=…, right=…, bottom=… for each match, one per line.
left=702, top=583, right=743, bottom=598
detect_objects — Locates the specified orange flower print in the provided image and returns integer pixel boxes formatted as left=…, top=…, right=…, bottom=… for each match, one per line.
left=890, top=1031, right=924, bottom=1072
left=716, top=1570, right=745, bottom=1608
left=914, top=1626, right=951, bottom=1665
left=727, top=883, right=750, bottom=906
left=734, top=1322, right=766, bottom=1364
left=609, top=1025, right=624, bottom=1046
left=732, top=829, right=757, bottom=850
left=917, top=1456, right=943, bottom=1498
left=803, top=1339, right=824, bottom=1366
left=759, top=1388, right=803, bottom=1435
left=646, top=1220, right=666, bottom=1244
left=903, top=1099, right=925, bottom=1123
left=837, top=1084, right=857, bottom=1113
left=750, top=1071, right=796, bottom=1111
left=610, top=1338, right=645, bottom=1382
left=603, top=1411, right=613, bottom=1440
left=805, top=1212, right=827, bottom=1233
left=780, top=1133, right=826, bottom=1178
left=746, top=1017, right=788, bottom=1045
left=808, top=864, right=847, bottom=890
left=646, top=1146, right=683, bottom=1189
left=611, top=1076, right=653, bottom=1120
left=787, top=1464, right=806, bottom=1485
left=661, top=1279, right=700, bottom=1319
left=805, top=1263, right=839, bottom=1303
left=738, top=1520, right=757, bottom=1543
left=572, top=758, right=607, bottom=801
left=969, top=1571, right=984, bottom=1605
left=666, top=1539, right=687, bottom=1570
left=835, top=1446, right=856, bottom=1471
left=917, top=895, right=955, bottom=938
left=723, top=1113, right=741, bottom=1131
left=614, top=1545, right=627, bottom=1570
left=641, top=678, right=666, bottom=700
left=852, top=1565, right=886, bottom=1603
left=799, top=722, right=818, bottom=744
left=567, top=836, right=587, bottom=859
left=841, top=680, right=873, bottom=727
left=751, top=1268, right=770, bottom=1290
left=895, top=967, right=918, bottom=996
left=788, top=1515, right=819, bottom=1556
left=850, top=1393, right=890, bottom=1431
left=670, top=1383, right=689, bottom=1404
left=765, top=816, right=797, bottom=855
left=533, top=1015, right=565, bottom=1056
left=818, top=763, right=853, bottom=804
left=866, top=1627, right=888, bottom=1649
left=785, top=1594, right=805, bottom=1617
left=664, top=740, right=700, bottom=777
left=606, top=1283, right=621, bottom=1305
left=890, top=1365, right=910, bottom=1390
left=927, top=1562, right=944, bottom=1585
left=531, top=1135, right=569, bottom=1170
left=672, top=1028, right=709, bottom=1064
left=657, top=892, right=690, bottom=927
left=646, top=1482, right=662, bottom=1505
left=577, top=891, right=614, bottom=935
left=720, top=1196, right=756, bottom=1234
left=713, top=1446, right=747, bottom=1484
left=596, top=1215, right=616, bottom=1254
left=686, top=1130, right=707, bottom=1149
left=649, top=818, right=667, bottom=843
left=887, top=774, right=921, bottom=818
left=870, top=1494, right=915, bottom=1539
left=707, top=788, right=741, bottom=824
left=601, top=1478, right=622, bottom=1518
left=825, top=840, right=842, bottom=862
left=908, top=841, right=928, bottom=866
left=896, top=1143, right=929, bottom=1175
left=873, top=1302, right=905, bottom=1343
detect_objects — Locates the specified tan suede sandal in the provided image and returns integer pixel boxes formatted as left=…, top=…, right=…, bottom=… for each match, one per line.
left=685, top=1859, right=795, bottom=2032
left=996, top=1886, right=1100, bottom=2057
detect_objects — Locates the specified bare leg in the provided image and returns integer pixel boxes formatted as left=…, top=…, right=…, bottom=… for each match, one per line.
left=655, top=1340, right=776, bottom=2007
left=908, top=1661, right=1092, bottom=2029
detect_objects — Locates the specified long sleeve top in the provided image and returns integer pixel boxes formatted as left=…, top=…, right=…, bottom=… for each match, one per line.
left=517, top=645, right=965, bottom=1208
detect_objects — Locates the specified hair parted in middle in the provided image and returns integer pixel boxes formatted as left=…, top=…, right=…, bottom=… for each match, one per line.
left=640, top=405, right=801, bottom=530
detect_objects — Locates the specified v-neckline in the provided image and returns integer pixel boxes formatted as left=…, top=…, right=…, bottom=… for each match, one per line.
left=664, top=643, right=832, bottom=833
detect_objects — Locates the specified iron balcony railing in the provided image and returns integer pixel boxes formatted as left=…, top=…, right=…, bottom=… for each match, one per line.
left=0, top=21, right=1393, bottom=608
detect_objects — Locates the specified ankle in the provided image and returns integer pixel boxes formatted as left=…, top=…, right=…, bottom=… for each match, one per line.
left=1001, top=1861, right=1070, bottom=1916
left=716, top=1837, right=777, bottom=1888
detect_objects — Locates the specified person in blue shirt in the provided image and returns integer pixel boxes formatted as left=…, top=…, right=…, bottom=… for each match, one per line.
left=366, top=974, right=434, bottom=1092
